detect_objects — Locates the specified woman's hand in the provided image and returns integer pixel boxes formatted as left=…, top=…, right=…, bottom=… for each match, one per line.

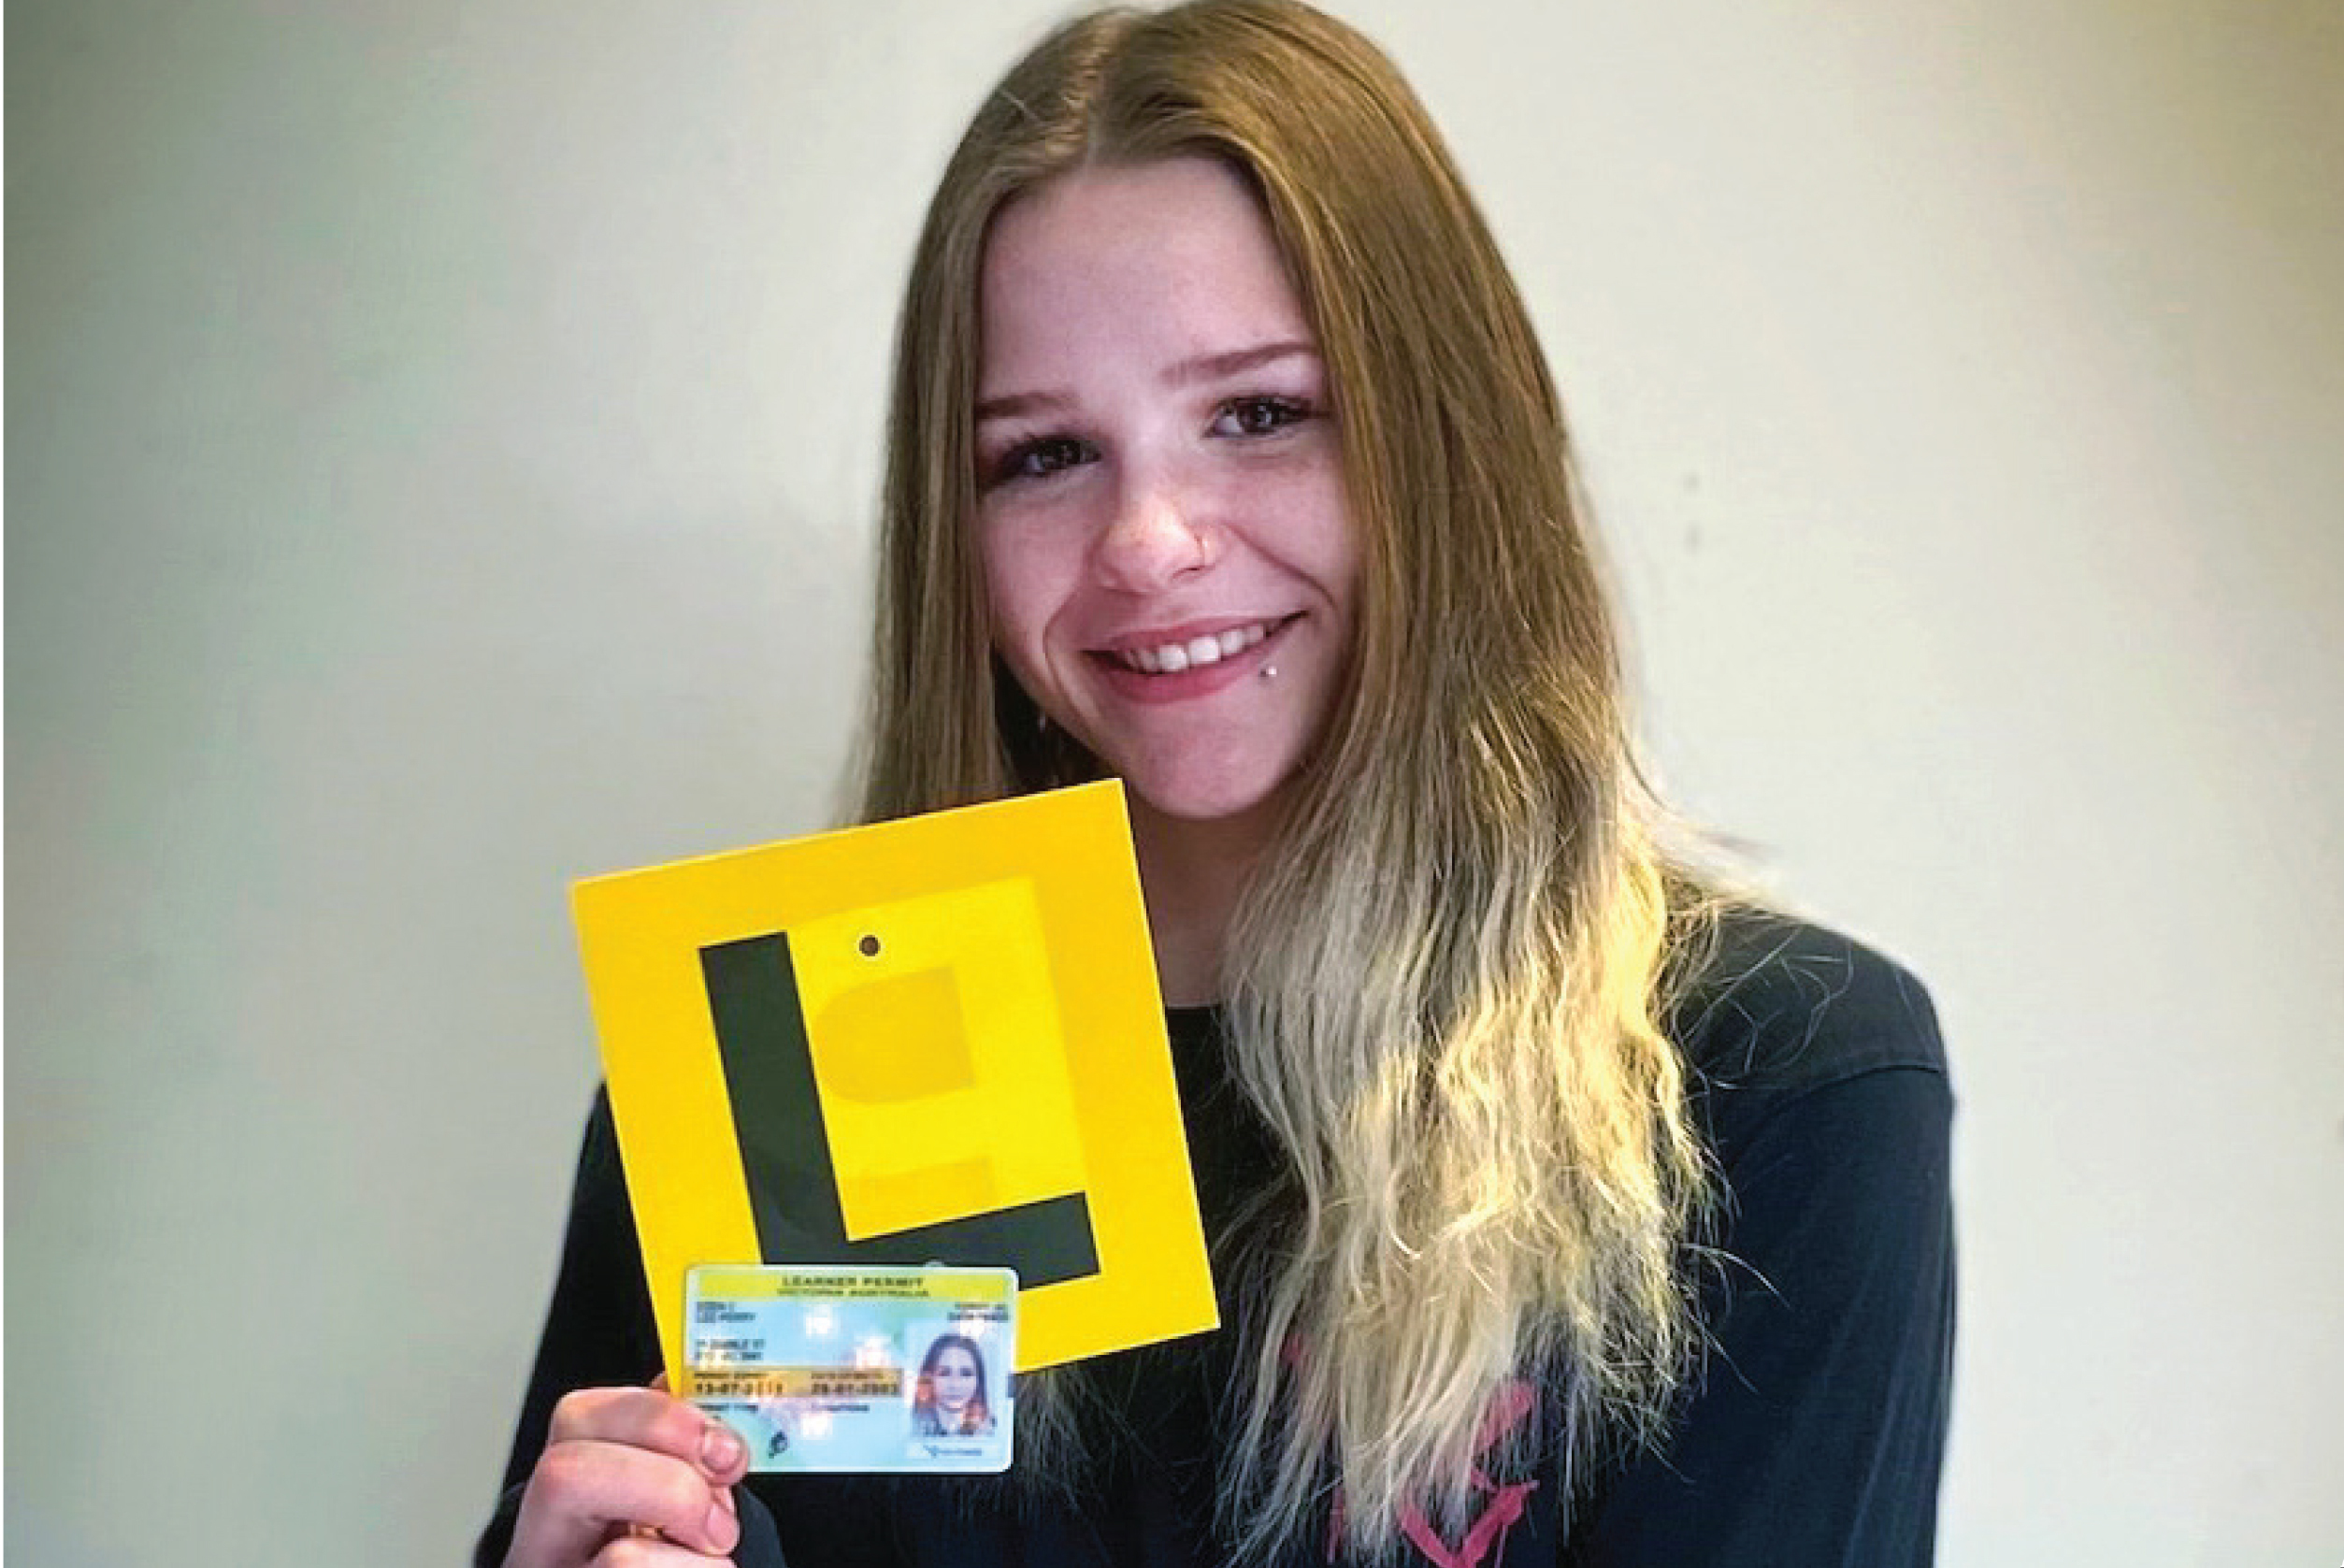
left=503, top=1385, right=748, bottom=1566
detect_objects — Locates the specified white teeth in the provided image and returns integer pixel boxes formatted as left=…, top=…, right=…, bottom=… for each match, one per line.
left=1114, top=618, right=1278, bottom=674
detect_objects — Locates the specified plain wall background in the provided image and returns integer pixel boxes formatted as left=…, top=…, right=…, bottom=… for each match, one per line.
left=8, top=1, right=2340, bottom=1563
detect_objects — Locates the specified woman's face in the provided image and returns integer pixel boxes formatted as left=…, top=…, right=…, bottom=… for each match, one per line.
left=975, top=157, right=1359, bottom=831
left=931, top=1345, right=981, bottom=1413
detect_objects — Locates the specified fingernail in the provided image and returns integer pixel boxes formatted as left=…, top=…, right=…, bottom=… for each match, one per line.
left=707, top=1498, right=737, bottom=1548
left=701, top=1422, right=744, bottom=1472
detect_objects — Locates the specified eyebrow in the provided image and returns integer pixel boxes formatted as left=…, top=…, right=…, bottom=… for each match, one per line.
left=973, top=338, right=1320, bottom=425
left=1166, top=338, right=1319, bottom=387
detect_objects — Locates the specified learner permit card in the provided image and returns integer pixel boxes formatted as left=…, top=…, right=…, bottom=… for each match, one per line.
left=684, top=1263, right=1016, bottom=1473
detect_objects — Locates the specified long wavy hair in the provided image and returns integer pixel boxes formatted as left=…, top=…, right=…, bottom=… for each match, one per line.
left=856, top=1, right=1714, bottom=1559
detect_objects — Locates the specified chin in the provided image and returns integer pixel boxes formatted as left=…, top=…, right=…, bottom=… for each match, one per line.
left=1121, top=760, right=1301, bottom=828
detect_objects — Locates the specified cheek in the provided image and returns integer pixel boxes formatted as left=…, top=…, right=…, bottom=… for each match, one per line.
left=979, top=522, right=1097, bottom=701
left=1316, top=492, right=1362, bottom=619
left=977, top=525, right=1055, bottom=655
left=1265, top=480, right=1360, bottom=623
left=1313, top=481, right=1361, bottom=593
left=1242, top=454, right=1356, bottom=583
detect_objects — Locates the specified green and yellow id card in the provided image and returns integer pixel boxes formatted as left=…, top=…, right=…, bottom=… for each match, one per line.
left=686, top=1263, right=1018, bottom=1473
left=572, top=781, right=1217, bottom=1388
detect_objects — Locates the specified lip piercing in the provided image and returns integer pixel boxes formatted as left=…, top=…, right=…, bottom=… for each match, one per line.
left=1261, top=665, right=1278, bottom=680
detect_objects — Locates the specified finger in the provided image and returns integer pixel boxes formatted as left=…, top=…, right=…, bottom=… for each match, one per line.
left=548, top=1388, right=747, bottom=1481
left=590, top=1532, right=735, bottom=1567
left=507, top=1438, right=741, bottom=1567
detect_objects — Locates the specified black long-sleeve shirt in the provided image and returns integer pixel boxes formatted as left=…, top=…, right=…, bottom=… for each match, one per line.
left=480, top=913, right=1953, bottom=1567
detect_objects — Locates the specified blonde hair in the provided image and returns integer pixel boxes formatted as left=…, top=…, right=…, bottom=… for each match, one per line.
left=857, top=1, right=1712, bottom=1559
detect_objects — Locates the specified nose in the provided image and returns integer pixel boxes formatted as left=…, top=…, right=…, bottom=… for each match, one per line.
left=1092, top=462, right=1215, bottom=591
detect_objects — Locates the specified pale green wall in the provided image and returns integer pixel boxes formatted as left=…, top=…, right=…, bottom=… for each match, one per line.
left=9, top=2, right=2341, bottom=1563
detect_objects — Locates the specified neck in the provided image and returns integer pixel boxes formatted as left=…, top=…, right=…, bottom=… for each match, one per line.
left=1129, top=794, right=1284, bottom=1008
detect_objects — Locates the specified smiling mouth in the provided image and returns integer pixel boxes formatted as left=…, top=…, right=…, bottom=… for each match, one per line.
left=1100, top=616, right=1294, bottom=674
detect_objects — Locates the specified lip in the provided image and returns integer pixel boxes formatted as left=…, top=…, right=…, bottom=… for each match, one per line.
left=1093, top=615, right=1287, bottom=655
left=1089, top=614, right=1297, bottom=704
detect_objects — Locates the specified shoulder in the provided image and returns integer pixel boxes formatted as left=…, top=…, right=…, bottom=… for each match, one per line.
left=1663, top=907, right=1950, bottom=1175
left=1667, top=906, right=1946, bottom=1092
left=1571, top=909, right=1957, bottom=1560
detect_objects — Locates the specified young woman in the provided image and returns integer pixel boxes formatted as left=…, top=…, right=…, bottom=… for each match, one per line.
left=910, top=1335, right=997, bottom=1439
left=482, top=3, right=1953, bottom=1564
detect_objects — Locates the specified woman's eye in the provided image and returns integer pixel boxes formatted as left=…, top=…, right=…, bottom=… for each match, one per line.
left=1212, top=396, right=1313, bottom=438
left=988, top=436, right=1093, bottom=486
